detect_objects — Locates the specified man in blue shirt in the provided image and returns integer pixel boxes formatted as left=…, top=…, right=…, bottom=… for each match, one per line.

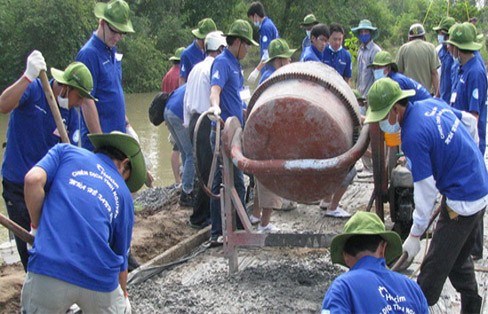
left=76, top=0, right=134, bottom=151
left=208, top=19, right=258, bottom=246
left=433, top=17, right=456, bottom=103
left=322, top=211, right=428, bottom=313
left=179, top=18, right=217, bottom=85
left=446, top=22, right=488, bottom=263
left=323, top=23, right=352, bottom=83
left=300, top=23, right=329, bottom=62
left=0, top=51, right=94, bottom=271
left=21, top=132, right=146, bottom=313
left=246, top=1, right=279, bottom=83
left=369, top=51, right=431, bottom=103
left=299, top=14, right=319, bottom=60
left=366, top=78, right=488, bottom=313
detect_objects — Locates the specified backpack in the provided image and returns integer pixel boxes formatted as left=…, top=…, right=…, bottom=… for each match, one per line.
left=148, top=91, right=172, bottom=126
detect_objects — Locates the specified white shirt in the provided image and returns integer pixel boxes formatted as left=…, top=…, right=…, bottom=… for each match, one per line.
left=183, top=56, right=215, bottom=127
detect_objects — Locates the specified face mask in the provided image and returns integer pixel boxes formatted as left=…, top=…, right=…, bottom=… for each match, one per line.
left=359, top=34, right=371, bottom=44
left=437, top=34, right=445, bottom=44
left=306, top=30, right=311, bottom=38
left=253, top=20, right=261, bottom=27
left=57, top=88, right=69, bottom=110
left=379, top=118, right=400, bottom=133
left=373, top=68, right=385, bottom=81
left=359, top=106, right=367, bottom=116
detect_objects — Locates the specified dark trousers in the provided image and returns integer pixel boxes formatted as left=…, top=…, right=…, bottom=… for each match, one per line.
left=417, top=200, right=483, bottom=309
left=2, top=179, right=30, bottom=271
left=209, top=128, right=245, bottom=237
left=471, top=218, right=484, bottom=258
left=188, top=113, right=212, bottom=226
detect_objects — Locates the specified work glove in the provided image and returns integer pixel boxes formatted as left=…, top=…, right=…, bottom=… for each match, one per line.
left=27, top=224, right=37, bottom=250
left=208, top=106, right=221, bottom=122
left=402, top=234, right=421, bottom=263
left=24, top=50, right=47, bottom=83
left=247, top=68, right=259, bottom=83
left=125, top=295, right=132, bottom=314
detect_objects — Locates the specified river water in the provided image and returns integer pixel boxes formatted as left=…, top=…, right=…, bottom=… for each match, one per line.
left=0, top=92, right=173, bottom=242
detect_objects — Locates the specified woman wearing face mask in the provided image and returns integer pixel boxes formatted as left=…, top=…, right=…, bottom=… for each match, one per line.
left=351, top=19, right=381, bottom=99
left=369, top=51, right=431, bottom=104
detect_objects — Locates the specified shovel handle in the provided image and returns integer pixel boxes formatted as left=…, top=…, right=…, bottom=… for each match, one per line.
left=0, top=213, right=34, bottom=245
left=39, top=71, right=70, bottom=144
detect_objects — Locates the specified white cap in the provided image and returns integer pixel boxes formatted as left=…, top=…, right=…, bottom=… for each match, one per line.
left=205, top=31, right=227, bottom=52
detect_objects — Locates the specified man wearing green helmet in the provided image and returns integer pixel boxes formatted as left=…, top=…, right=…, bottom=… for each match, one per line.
left=365, top=78, right=487, bottom=312
left=0, top=50, right=94, bottom=271
left=76, top=0, right=135, bottom=151
left=208, top=19, right=258, bottom=246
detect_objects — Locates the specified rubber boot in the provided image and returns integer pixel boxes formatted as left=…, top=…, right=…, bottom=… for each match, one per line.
left=460, top=293, right=482, bottom=314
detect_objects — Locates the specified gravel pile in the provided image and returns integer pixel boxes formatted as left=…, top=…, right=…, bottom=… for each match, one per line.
left=134, top=186, right=179, bottom=214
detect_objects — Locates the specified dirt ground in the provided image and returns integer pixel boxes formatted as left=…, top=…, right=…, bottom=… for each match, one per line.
left=0, top=186, right=198, bottom=313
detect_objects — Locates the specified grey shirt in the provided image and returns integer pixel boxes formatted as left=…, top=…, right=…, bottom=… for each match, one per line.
left=356, top=40, right=381, bottom=98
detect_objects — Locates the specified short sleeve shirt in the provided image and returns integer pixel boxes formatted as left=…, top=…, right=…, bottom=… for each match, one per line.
left=323, top=46, right=352, bottom=79
left=438, top=45, right=454, bottom=103
left=180, top=40, right=205, bottom=80
left=322, top=256, right=429, bottom=313
left=76, top=34, right=126, bottom=150
left=210, top=48, right=245, bottom=125
left=451, top=56, right=488, bottom=155
left=28, top=144, right=134, bottom=292
left=300, top=45, right=323, bottom=62
left=1, top=79, right=79, bottom=184
left=389, top=72, right=431, bottom=103
left=259, top=17, right=279, bottom=60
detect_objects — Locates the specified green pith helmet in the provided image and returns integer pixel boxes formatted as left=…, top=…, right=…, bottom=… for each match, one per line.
left=224, top=19, right=259, bottom=46
left=51, top=62, right=96, bottom=100
left=330, top=211, right=402, bottom=267
left=365, top=78, right=415, bottom=124
left=408, top=23, right=425, bottom=38
left=446, top=22, right=482, bottom=51
left=433, top=17, right=456, bottom=33
left=300, top=14, right=319, bottom=27
left=351, top=19, right=379, bottom=39
left=88, top=131, right=147, bottom=193
left=169, top=47, right=185, bottom=61
left=94, top=0, right=134, bottom=33
left=367, top=51, right=398, bottom=72
left=264, top=38, right=297, bottom=63
left=192, top=18, right=217, bottom=39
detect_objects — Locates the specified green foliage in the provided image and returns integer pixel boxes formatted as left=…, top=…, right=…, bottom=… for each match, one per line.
left=0, top=0, right=485, bottom=93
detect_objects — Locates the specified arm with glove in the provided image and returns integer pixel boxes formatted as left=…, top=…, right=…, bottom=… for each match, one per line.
left=0, top=50, right=46, bottom=113
left=403, top=175, right=438, bottom=262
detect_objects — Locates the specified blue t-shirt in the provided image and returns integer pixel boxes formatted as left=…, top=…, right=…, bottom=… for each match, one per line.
left=180, top=40, right=205, bottom=80
left=322, top=256, right=428, bottom=313
left=438, top=45, right=454, bottom=104
left=210, top=48, right=245, bottom=125
left=76, top=34, right=126, bottom=150
left=323, top=46, right=352, bottom=79
left=28, top=144, right=134, bottom=292
left=258, top=65, right=276, bottom=85
left=301, top=45, right=323, bottom=62
left=451, top=56, right=488, bottom=155
left=165, top=84, right=186, bottom=120
left=389, top=72, right=431, bottom=103
left=402, top=98, right=488, bottom=201
left=258, top=17, right=279, bottom=59
left=1, top=79, right=79, bottom=184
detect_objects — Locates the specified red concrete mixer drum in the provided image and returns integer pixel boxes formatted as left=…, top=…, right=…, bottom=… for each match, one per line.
left=242, top=62, right=362, bottom=203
